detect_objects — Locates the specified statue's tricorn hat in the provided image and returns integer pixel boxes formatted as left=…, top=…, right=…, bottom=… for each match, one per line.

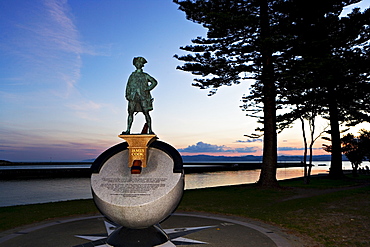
left=133, top=57, right=147, bottom=66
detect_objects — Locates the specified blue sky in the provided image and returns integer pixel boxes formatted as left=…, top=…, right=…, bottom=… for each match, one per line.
left=1, top=0, right=369, bottom=161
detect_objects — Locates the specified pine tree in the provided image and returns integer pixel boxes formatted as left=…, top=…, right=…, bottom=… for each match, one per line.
left=174, top=0, right=370, bottom=184
left=174, top=0, right=288, bottom=187
left=277, top=1, right=370, bottom=178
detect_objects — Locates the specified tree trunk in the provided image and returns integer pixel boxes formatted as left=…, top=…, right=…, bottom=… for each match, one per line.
left=259, top=78, right=278, bottom=187
left=300, top=117, right=309, bottom=184
left=257, top=0, right=279, bottom=187
left=308, top=142, right=314, bottom=184
left=352, top=162, right=359, bottom=177
left=328, top=88, right=343, bottom=178
left=307, top=115, right=317, bottom=184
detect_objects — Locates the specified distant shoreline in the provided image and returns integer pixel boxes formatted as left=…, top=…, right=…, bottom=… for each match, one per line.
left=1, top=153, right=342, bottom=164
left=0, top=161, right=311, bottom=179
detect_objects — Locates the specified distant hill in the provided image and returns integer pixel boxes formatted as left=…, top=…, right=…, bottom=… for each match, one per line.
left=2, top=154, right=348, bottom=164
left=83, top=155, right=347, bottom=163
left=182, top=155, right=262, bottom=162
left=182, top=155, right=348, bottom=162
left=0, top=160, right=12, bottom=165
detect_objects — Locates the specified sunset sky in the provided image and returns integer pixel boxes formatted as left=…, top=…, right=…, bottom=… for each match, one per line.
left=1, top=0, right=369, bottom=161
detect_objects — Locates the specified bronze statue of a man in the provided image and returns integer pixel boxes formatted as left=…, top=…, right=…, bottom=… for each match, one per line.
left=122, top=57, right=158, bottom=134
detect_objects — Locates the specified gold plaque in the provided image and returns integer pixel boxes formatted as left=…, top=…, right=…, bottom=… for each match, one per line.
left=118, top=134, right=158, bottom=168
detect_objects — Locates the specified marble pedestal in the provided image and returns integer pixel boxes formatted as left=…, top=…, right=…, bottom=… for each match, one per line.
left=106, top=225, right=176, bottom=247
left=91, top=139, right=183, bottom=246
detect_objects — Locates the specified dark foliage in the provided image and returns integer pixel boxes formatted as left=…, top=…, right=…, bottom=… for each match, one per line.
left=174, top=0, right=370, bottom=183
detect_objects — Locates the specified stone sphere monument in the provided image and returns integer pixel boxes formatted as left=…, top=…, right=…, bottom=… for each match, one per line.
left=90, top=57, right=184, bottom=246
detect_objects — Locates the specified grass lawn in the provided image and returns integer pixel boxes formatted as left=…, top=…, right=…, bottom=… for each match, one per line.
left=1, top=174, right=369, bottom=246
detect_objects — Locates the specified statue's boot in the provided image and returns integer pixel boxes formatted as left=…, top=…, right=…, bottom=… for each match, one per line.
left=121, top=130, right=130, bottom=135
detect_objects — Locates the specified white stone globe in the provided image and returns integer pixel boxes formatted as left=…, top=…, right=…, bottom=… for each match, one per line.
left=91, top=145, right=184, bottom=229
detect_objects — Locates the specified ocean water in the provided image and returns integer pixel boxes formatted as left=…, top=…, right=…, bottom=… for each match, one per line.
left=0, top=161, right=357, bottom=207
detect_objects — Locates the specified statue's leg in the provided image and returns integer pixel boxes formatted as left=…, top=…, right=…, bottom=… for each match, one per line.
left=143, top=111, right=154, bottom=134
left=126, top=113, right=133, bottom=132
left=122, top=103, right=134, bottom=135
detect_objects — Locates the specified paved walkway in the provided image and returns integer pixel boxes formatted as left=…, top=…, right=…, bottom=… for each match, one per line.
left=0, top=212, right=303, bottom=247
